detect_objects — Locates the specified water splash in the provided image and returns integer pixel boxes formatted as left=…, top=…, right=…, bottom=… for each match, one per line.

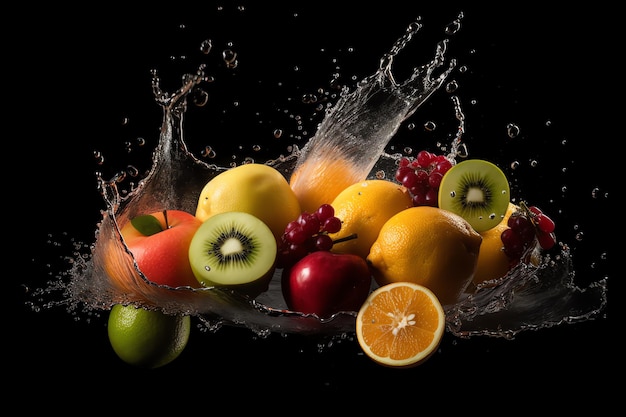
left=34, top=15, right=607, bottom=339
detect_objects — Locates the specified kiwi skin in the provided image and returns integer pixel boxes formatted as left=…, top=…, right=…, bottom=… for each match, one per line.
left=438, top=159, right=510, bottom=233
left=188, top=211, right=277, bottom=299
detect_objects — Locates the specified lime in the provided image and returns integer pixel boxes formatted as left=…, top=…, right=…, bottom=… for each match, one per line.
left=107, top=304, right=191, bottom=369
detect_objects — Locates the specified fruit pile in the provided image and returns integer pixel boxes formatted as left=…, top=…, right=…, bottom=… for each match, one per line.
left=107, top=150, right=556, bottom=369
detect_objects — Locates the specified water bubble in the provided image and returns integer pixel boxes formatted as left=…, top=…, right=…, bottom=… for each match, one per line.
left=273, top=129, right=283, bottom=139
left=507, top=123, right=520, bottom=138
left=510, top=160, right=520, bottom=170
left=530, top=159, right=538, bottom=167
left=252, top=144, right=261, bottom=152
left=406, top=122, right=416, bottom=131
left=403, top=147, right=413, bottom=154
left=375, top=170, right=386, bottom=179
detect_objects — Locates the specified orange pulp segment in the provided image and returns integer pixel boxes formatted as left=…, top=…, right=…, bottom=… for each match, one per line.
left=356, top=282, right=445, bottom=368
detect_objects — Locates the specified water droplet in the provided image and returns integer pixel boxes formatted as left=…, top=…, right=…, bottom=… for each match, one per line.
left=204, top=266, right=211, bottom=272
left=201, top=146, right=216, bottom=159
left=200, top=39, right=212, bottom=54
left=444, top=17, right=462, bottom=35
left=445, top=80, right=458, bottom=93
left=591, top=187, right=600, bottom=198
left=507, top=123, right=520, bottom=138
left=191, top=88, right=209, bottom=106
left=424, top=120, right=436, bottom=131
left=302, top=93, right=317, bottom=103
left=93, top=150, right=104, bottom=165
left=222, top=49, right=238, bottom=68
left=126, top=165, right=139, bottom=177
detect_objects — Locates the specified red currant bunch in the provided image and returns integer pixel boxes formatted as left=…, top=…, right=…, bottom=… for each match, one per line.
left=500, top=202, right=557, bottom=265
left=276, top=203, right=343, bottom=268
left=394, top=150, right=453, bottom=207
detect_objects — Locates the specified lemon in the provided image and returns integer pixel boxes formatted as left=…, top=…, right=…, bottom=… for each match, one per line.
left=328, top=180, right=413, bottom=259
left=195, top=163, right=301, bottom=242
left=366, top=206, right=482, bottom=306
left=472, top=202, right=518, bottom=288
left=107, top=304, right=191, bottom=369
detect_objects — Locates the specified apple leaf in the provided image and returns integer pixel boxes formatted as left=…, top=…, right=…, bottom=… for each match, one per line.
left=130, top=214, right=164, bottom=236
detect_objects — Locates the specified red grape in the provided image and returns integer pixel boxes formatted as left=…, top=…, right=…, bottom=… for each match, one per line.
left=277, top=203, right=345, bottom=268
left=394, top=152, right=453, bottom=208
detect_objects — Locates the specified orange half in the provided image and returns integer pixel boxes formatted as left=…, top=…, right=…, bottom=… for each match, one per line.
left=356, top=282, right=445, bottom=368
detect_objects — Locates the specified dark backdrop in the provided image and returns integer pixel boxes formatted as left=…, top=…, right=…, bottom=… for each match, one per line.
left=11, top=2, right=612, bottom=409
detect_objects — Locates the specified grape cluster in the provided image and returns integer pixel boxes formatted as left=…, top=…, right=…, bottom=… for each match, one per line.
left=501, top=202, right=557, bottom=264
left=277, top=203, right=343, bottom=268
left=394, top=150, right=453, bottom=206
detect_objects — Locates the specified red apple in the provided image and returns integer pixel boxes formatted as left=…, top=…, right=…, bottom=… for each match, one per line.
left=119, top=209, right=203, bottom=288
left=281, top=250, right=372, bottom=318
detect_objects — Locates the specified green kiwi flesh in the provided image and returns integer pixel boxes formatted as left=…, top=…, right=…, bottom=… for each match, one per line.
left=188, top=211, right=277, bottom=287
left=438, top=159, right=510, bottom=233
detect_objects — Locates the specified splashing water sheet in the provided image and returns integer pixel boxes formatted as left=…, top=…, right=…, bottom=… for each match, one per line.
left=24, top=5, right=610, bottom=379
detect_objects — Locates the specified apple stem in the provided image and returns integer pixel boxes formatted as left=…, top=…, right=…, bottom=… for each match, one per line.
left=163, top=209, right=170, bottom=229
left=332, top=233, right=358, bottom=244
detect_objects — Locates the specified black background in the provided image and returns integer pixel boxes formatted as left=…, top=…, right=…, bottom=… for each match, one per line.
left=11, top=2, right=613, bottom=409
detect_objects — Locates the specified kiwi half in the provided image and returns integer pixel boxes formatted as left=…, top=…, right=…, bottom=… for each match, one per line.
left=188, top=211, right=277, bottom=287
left=438, top=159, right=510, bottom=233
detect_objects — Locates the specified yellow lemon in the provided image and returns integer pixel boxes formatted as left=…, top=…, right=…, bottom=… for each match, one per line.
left=367, top=206, right=482, bottom=306
left=472, top=202, right=518, bottom=289
left=328, top=180, right=413, bottom=259
left=195, top=163, right=301, bottom=242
